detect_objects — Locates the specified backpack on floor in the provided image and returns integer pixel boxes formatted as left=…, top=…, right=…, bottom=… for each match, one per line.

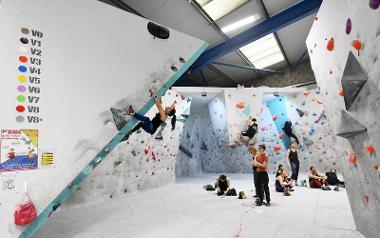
left=226, top=188, right=237, bottom=196
left=204, top=184, right=215, bottom=191
left=238, top=191, right=247, bottom=199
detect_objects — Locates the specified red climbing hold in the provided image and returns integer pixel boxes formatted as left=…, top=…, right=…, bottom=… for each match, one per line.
left=339, top=89, right=345, bottom=96
left=352, top=40, right=362, bottom=52
left=326, top=37, right=334, bottom=51
left=151, top=151, right=156, bottom=161
left=366, top=145, right=375, bottom=156
left=273, top=145, right=281, bottom=152
left=273, top=115, right=278, bottom=121
left=279, top=133, right=285, bottom=139
left=304, top=91, right=311, bottom=96
left=363, top=195, right=369, bottom=203
left=144, top=148, right=149, bottom=155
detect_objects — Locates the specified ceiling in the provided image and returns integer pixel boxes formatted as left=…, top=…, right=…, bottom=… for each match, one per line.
left=101, top=0, right=316, bottom=87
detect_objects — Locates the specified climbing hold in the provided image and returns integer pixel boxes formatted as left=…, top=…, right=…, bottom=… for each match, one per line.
left=348, top=153, right=357, bottom=165
left=304, top=90, right=310, bottom=96
left=279, top=133, right=285, bottom=139
left=346, top=18, right=352, bottom=34
left=363, top=195, right=369, bottom=204
left=339, top=89, right=345, bottom=96
left=370, top=0, right=380, bottom=9
left=236, top=102, right=245, bottom=109
left=273, top=145, right=281, bottom=152
left=351, top=40, right=362, bottom=52
left=147, top=22, right=170, bottom=39
left=296, top=108, right=305, bottom=117
left=171, top=66, right=178, bottom=72
left=152, top=151, right=156, bottom=161
left=316, top=100, right=323, bottom=104
left=273, top=115, right=278, bottom=121
left=341, top=52, right=368, bottom=111
left=144, top=147, right=149, bottom=155
left=326, top=37, right=334, bottom=51
left=179, top=57, right=185, bottom=63
left=366, top=145, right=375, bottom=156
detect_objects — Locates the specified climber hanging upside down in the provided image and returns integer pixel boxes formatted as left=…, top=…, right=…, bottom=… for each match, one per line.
left=111, top=88, right=176, bottom=141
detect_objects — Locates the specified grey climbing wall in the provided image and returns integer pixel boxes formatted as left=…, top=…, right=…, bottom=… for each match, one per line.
left=306, top=0, right=380, bottom=237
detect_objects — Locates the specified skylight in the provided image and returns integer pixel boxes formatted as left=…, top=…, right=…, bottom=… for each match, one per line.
left=221, top=15, right=260, bottom=34
left=240, top=33, right=285, bottom=69
left=195, top=0, right=249, bottom=21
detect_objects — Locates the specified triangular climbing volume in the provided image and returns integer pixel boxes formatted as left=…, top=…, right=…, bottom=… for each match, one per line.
left=341, top=52, right=368, bottom=111
left=336, top=110, right=367, bottom=138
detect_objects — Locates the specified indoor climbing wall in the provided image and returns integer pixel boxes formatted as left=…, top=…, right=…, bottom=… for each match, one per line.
left=306, top=0, right=380, bottom=237
left=0, top=0, right=207, bottom=237
left=66, top=90, right=191, bottom=205
left=224, top=88, right=263, bottom=144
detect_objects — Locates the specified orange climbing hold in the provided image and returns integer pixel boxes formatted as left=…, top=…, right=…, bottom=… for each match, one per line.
left=316, top=100, right=323, bottom=104
left=236, top=102, right=245, bottom=109
left=352, top=40, right=362, bottom=51
left=339, top=89, right=345, bottom=96
left=327, top=37, right=334, bottom=51
left=373, top=164, right=379, bottom=171
left=304, top=90, right=311, bottom=96
left=348, top=153, right=357, bottom=165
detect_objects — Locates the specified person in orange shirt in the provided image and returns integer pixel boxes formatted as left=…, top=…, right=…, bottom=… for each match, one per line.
left=252, top=144, right=271, bottom=206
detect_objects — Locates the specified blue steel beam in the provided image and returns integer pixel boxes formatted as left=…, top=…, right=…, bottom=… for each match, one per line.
left=212, top=61, right=282, bottom=74
left=191, top=0, right=322, bottom=72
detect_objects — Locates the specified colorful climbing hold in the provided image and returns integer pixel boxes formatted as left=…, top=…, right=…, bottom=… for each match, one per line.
left=351, top=40, right=362, bottom=52
left=144, top=148, right=149, bottom=155
left=326, top=37, right=334, bottom=51
left=370, top=0, right=380, bottom=9
left=273, top=145, right=281, bottom=152
left=273, top=115, right=278, bottom=121
left=363, top=195, right=369, bottom=204
left=236, top=102, right=245, bottom=109
left=151, top=151, right=156, bottom=161
left=348, top=153, right=357, bottom=165
left=366, top=145, right=375, bottom=156
left=339, top=89, right=345, bottom=96
left=346, top=18, right=352, bottom=34
left=279, top=133, right=285, bottom=139
left=304, top=91, right=310, bottom=96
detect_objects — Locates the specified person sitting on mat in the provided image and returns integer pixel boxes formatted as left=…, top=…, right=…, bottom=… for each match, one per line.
left=121, top=88, right=176, bottom=141
left=309, top=166, right=330, bottom=190
left=215, top=174, right=231, bottom=196
left=326, top=168, right=345, bottom=190
left=275, top=170, right=292, bottom=196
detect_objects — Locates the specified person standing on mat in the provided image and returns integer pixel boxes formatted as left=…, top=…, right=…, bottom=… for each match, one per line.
left=249, top=144, right=258, bottom=198
left=282, top=120, right=299, bottom=144
left=286, top=143, right=300, bottom=186
left=252, top=144, right=270, bottom=206
left=122, top=88, right=176, bottom=141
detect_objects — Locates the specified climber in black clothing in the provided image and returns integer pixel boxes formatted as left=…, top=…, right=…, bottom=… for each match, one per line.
left=120, top=88, right=176, bottom=141
left=241, top=117, right=258, bottom=145
left=215, top=174, right=231, bottom=196
left=286, top=143, right=300, bottom=186
left=326, top=168, right=345, bottom=187
left=282, top=120, right=299, bottom=144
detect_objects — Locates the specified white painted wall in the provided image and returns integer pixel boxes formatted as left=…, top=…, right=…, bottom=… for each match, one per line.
left=0, top=0, right=206, bottom=237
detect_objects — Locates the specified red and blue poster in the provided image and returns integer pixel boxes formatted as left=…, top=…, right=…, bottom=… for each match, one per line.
left=0, top=129, right=38, bottom=172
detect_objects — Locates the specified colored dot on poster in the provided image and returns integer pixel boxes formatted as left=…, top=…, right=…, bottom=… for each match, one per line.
left=19, top=46, right=28, bottom=53
left=20, top=37, right=29, bottom=44
left=18, top=75, right=27, bottom=83
left=17, top=85, right=26, bottom=92
left=16, top=105, right=25, bottom=112
left=19, top=56, right=28, bottom=63
left=17, top=95, right=26, bottom=102
left=21, top=27, right=30, bottom=34
left=18, top=66, right=27, bottom=72
left=16, top=115, right=25, bottom=122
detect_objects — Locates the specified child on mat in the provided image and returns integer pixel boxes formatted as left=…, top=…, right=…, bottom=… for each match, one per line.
left=215, top=174, right=231, bottom=196
left=309, top=166, right=330, bottom=190
left=252, top=144, right=271, bottom=206
left=275, top=170, right=292, bottom=196
left=119, top=88, right=176, bottom=141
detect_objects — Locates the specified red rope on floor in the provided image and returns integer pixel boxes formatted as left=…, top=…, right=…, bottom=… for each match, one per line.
left=233, top=207, right=254, bottom=238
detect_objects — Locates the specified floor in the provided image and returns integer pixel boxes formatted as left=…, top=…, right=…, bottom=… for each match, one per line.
left=35, top=173, right=364, bottom=238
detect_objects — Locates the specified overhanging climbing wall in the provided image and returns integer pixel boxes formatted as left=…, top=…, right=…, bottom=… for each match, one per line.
left=0, top=0, right=207, bottom=237
left=306, top=0, right=380, bottom=237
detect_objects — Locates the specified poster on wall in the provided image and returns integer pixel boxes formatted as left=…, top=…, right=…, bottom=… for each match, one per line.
left=0, top=129, right=38, bottom=172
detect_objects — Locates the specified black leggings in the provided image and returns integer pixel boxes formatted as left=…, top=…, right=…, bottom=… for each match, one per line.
left=255, top=171, right=270, bottom=203
left=285, top=131, right=299, bottom=144
left=290, top=162, right=299, bottom=180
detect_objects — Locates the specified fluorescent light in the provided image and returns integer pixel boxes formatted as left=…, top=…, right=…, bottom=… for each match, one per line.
left=221, top=15, right=259, bottom=33
left=198, top=0, right=249, bottom=21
